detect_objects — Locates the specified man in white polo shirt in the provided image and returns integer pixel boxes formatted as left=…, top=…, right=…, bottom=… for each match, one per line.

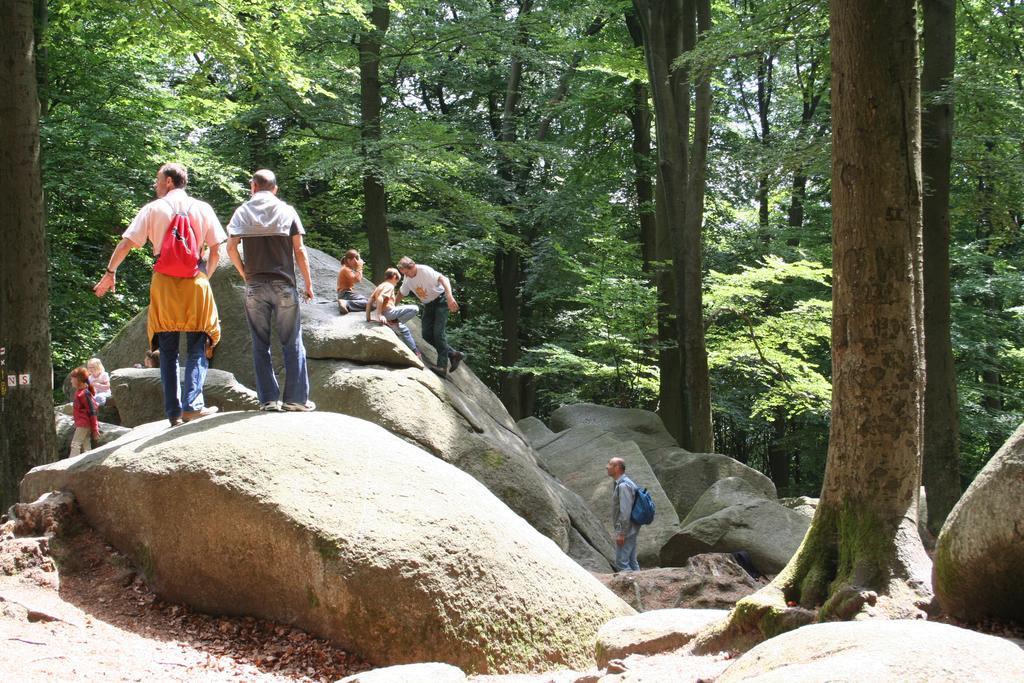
left=93, top=163, right=226, bottom=426
left=396, top=256, right=464, bottom=377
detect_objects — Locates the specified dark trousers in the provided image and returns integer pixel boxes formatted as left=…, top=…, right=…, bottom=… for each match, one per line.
left=422, top=297, right=454, bottom=369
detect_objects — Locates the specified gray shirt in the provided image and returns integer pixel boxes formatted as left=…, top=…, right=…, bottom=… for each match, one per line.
left=226, top=191, right=305, bottom=286
left=612, top=475, right=638, bottom=535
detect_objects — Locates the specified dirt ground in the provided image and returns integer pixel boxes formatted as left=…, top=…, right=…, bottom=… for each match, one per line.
left=0, top=523, right=371, bottom=682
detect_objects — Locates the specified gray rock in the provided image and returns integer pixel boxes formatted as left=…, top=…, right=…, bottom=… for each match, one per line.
left=94, top=249, right=614, bottom=570
left=595, top=608, right=727, bottom=667
left=660, top=478, right=809, bottom=575
left=644, top=449, right=777, bottom=520
left=777, top=496, right=817, bottom=519
left=20, top=412, right=633, bottom=674
left=516, top=416, right=556, bottom=447
left=107, top=368, right=259, bottom=427
left=340, top=663, right=467, bottom=683
left=549, top=404, right=677, bottom=455
left=716, top=620, right=1024, bottom=682
left=534, top=426, right=679, bottom=568
left=935, top=419, right=1024, bottom=622
left=54, top=407, right=130, bottom=458
left=595, top=554, right=762, bottom=611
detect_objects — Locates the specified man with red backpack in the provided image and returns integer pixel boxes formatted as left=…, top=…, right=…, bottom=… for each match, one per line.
left=94, top=163, right=227, bottom=427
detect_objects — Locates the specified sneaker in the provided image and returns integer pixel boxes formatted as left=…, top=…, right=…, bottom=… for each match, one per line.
left=338, top=299, right=349, bottom=315
left=182, top=406, right=219, bottom=422
left=259, top=401, right=282, bottom=412
left=448, top=351, right=465, bottom=373
left=282, top=400, right=316, bottom=412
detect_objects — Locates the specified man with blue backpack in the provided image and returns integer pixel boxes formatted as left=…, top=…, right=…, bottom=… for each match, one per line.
left=607, top=457, right=655, bottom=572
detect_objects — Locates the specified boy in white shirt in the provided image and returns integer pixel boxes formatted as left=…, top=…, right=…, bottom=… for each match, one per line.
left=396, top=256, right=464, bottom=377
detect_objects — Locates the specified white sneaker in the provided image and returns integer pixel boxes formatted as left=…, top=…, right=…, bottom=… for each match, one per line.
left=282, top=400, right=316, bottom=412
left=260, top=401, right=282, bottom=412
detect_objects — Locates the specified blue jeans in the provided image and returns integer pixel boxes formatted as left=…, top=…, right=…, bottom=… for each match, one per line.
left=615, top=526, right=640, bottom=572
left=384, top=305, right=419, bottom=353
left=157, top=331, right=208, bottom=418
left=339, top=289, right=367, bottom=312
left=422, top=297, right=453, bottom=369
left=244, top=280, right=309, bottom=404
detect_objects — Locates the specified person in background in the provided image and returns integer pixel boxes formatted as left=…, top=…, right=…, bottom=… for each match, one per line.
left=367, top=268, right=432, bottom=369
left=336, top=249, right=369, bottom=314
left=69, top=367, right=100, bottom=456
left=607, top=456, right=641, bottom=572
left=396, top=256, right=464, bottom=377
left=86, top=357, right=112, bottom=406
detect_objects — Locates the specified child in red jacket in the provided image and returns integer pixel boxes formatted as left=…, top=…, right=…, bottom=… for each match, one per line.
left=70, top=367, right=100, bottom=456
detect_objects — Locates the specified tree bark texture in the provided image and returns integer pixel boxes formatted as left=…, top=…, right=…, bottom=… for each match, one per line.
left=358, top=0, right=392, bottom=282
left=697, top=1, right=932, bottom=651
left=920, top=0, right=960, bottom=536
left=633, top=0, right=714, bottom=452
left=0, top=0, right=57, bottom=510
left=788, top=0, right=931, bottom=613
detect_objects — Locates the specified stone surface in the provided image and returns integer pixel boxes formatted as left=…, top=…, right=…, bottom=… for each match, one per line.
left=516, top=416, right=555, bottom=447
left=595, top=609, right=727, bottom=667
left=20, top=412, right=633, bottom=673
left=534, top=426, right=679, bottom=568
left=659, top=478, right=809, bottom=575
left=549, top=404, right=677, bottom=455
left=107, top=368, right=259, bottom=427
left=595, top=554, right=762, bottom=612
left=777, top=496, right=817, bottom=519
left=644, top=450, right=776, bottom=520
left=339, top=663, right=467, bottom=683
left=935, top=419, right=1024, bottom=622
left=93, top=249, right=614, bottom=570
left=716, top=620, right=1024, bottom=682
left=54, top=408, right=130, bottom=458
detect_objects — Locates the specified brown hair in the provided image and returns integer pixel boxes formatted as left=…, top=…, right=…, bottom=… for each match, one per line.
left=397, top=256, right=415, bottom=270
left=343, top=249, right=361, bottom=266
left=159, top=163, right=189, bottom=188
left=384, top=267, right=401, bottom=281
left=70, top=367, right=95, bottom=395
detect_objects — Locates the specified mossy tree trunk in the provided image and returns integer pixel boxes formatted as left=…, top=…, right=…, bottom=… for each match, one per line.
left=697, top=0, right=932, bottom=652
left=358, top=0, right=392, bottom=282
left=1, top=0, right=56, bottom=509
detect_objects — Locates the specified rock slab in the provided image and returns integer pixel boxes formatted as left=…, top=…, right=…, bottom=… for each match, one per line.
left=595, top=608, right=727, bottom=667
left=716, top=620, right=1024, bottom=682
left=934, top=419, right=1024, bottom=622
left=20, top=412, right=632, bottom=674
left=659, top=478, right=809, bottom=575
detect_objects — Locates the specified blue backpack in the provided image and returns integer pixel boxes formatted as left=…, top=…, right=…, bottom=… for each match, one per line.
left=630, top=486, right=656, bottom=525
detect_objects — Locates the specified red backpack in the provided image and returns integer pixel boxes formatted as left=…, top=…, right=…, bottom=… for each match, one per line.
left=153, top=200, right=200, bottom=278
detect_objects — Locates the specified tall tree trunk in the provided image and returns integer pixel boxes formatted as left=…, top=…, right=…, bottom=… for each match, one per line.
left=699, top=0, right=931, bottom=650
left=634, top=0, right=714, bottom=452
left=920, top=0, right=960, bottom=536
left=493, top=0, right=533, bottom=420
left=358, top=0, right=392, bottom=281
left=0, top=0, right=56, bottom=510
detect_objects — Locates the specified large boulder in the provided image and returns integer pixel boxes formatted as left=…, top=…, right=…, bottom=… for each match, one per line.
left=716, top=620, right=1024, bottom=682
left=595, top=554, right=763, bottom=612
left=659, top=478, right=809, bottom=575
left=934, top=420, right=1024, bottom=622
left=644, top=450, right=777, bottom=520
left=549, top=404, right=677, bottom=455
left=532, top=425, right=679, bottom=568
left=20, top=412, right=633, bottom=674
left=108, top=368, right=259, bottom=427
left=94, top=248, right=614, bottom=569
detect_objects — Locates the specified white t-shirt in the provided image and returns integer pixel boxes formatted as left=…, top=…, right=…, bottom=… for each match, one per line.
left=399, top=264, right=445, bottom=303
left=122, top=188, right=226, bottom=256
